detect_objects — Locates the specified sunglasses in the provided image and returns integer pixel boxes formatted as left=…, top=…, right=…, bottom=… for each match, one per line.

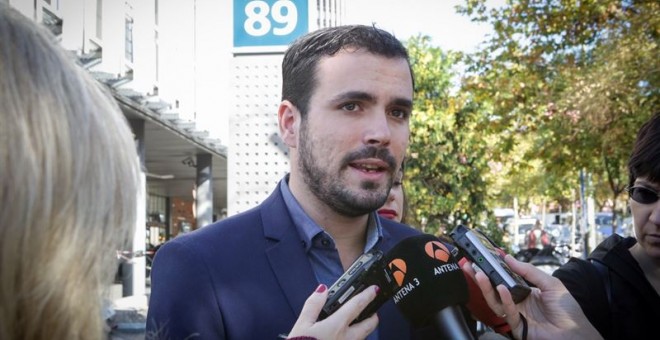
left=628, top=185, right=660, bottom=204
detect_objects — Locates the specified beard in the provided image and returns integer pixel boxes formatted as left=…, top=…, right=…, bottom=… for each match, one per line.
left=298, top=121, right=397, bottom=217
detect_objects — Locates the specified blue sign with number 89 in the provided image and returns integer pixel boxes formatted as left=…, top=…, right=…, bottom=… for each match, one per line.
left=234, top=0, right=309, bottom=48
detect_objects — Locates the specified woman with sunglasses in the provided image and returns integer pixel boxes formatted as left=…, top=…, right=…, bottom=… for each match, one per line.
left=553, top=113, right=660, bottom=339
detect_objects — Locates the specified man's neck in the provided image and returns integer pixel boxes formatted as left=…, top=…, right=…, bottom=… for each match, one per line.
left=303, top=200, right=369, bottom=270
left=288, top=174, right=370, bottom=267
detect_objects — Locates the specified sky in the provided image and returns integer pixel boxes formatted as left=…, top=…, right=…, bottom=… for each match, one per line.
left=343, top=0, right=501, bottom=54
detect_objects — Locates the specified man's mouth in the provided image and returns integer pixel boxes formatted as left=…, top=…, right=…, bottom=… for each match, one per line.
left=348, top=158, right=391, bottom=174
left=350, top=162, right=387, bottom=173
left=343, top=146, right=397, bottom=175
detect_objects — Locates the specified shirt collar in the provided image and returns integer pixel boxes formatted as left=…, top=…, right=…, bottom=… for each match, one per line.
left=279, top=174, right=383, bottom=253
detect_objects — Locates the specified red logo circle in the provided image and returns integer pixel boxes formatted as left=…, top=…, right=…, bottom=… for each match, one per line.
left=388, top=258, right=407, bottom=287
left=424, top=241, right=450, bottom=262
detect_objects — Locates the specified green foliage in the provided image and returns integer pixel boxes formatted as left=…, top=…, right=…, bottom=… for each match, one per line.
left=404, top=36, right=499, bottom=241
left=399, top=1, right=657, bottom=244
left=457, top=0, right=659, bottom=215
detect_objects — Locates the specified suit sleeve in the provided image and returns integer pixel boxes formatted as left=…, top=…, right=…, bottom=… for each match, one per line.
left=146, top=240, right=225, bottom=339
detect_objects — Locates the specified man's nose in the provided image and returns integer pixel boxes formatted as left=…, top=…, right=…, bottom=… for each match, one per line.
left=364, top=112, right=391, bottom=146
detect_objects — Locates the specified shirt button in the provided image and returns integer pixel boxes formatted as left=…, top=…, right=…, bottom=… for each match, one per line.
left=321, top=238, right=330, bottom=247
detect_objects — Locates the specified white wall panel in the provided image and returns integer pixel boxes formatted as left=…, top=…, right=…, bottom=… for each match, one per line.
left=228, top=55, right=289, bottom=215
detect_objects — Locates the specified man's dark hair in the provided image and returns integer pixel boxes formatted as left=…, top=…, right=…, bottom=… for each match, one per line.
left=281, top=25, right=413, bottom=116
left=628, top=113, right=660, bottom=187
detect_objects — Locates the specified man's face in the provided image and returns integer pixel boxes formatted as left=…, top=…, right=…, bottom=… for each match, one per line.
left=296, top=50, right=413, bottom=217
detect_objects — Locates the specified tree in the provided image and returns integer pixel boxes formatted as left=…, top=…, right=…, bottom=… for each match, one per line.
left=457, top=0, right=659, bottom=230
left=404, top=36, right=498, bottom=240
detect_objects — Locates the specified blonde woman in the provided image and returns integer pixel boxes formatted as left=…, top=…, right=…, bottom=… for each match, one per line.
left=0, top=4, right=140, bottom=339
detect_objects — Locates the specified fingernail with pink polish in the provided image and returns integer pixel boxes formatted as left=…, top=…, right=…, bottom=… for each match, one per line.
left=316, top=284, right=327, bottom=293
left=374, top=286, right=381, bottom=294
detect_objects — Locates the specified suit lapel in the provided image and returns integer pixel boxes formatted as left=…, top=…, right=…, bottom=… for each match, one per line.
left=261, top=189, right=318, bottom=316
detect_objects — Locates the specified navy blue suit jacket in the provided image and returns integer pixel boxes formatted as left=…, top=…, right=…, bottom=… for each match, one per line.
left=146, top=188, right=429, bottom=339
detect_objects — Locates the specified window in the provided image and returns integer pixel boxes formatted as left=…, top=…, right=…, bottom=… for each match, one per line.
left=96, top=0, right=103, bottom=39
left=155, top=30, right=159, bottom=81
left=125, top=17, right=134, bottom=62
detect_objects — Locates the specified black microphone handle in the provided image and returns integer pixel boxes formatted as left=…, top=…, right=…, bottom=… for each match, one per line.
left=432, top=305, right=476, bottom=340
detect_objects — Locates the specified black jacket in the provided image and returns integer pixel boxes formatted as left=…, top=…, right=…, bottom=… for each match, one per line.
left=553, top=235, right=660, bottom=339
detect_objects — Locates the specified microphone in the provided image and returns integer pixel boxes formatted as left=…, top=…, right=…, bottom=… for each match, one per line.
left=458, top=257, right=512, bottom=335
left=383, top=234, right=476, bottom=339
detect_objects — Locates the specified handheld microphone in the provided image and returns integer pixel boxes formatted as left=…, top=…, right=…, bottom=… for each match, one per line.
left=383, top=234, right=476, bottom=340
left=458, top=257, right=512, bottom=335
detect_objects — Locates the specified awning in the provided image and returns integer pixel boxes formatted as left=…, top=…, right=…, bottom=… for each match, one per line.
left=112, top=91, right=228, bottom=214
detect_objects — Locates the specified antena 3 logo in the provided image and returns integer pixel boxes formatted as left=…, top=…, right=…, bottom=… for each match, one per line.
left=424, top=241, right=450, bottom=263
left=387, top=240, right=453, bottom=288
left=388, top=259, right=407, bottom=287
left=389, top=258, right=420, bottom=304
left=425, top=241, right=461, bottom=275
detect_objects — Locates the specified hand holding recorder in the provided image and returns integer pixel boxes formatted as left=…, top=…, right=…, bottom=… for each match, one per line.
left=318, top=249, right=396, bottom=323
left=462, top=252, right=603, bottom=340
left=288, top=284, right=379, bottom=340
left=450, top=225, right=531, bottom=303
left=458, top=257, right=512, bottom=335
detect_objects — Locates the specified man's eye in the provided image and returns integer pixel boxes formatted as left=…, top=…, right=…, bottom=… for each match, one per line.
left=393, top=181, right=402, bottom=187
left=390, top=109, right=409, bottom=119
left=342, top=103, right=359, bottom=111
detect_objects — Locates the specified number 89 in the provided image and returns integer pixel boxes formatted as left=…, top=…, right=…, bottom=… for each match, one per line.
left=244, top=0, right=298, bottom=37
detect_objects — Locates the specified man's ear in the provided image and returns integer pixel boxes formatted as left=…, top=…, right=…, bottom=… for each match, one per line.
left=278, top=100, right=299, bottom=148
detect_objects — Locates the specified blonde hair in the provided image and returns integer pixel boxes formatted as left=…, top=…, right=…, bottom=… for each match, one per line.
left=0, top=4, right=139, bottom=339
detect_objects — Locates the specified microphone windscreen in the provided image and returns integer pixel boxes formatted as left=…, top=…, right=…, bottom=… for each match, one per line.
left=383, top=234, right=469, bottom=327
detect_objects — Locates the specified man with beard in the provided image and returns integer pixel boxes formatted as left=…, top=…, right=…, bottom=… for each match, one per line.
left=147, top=25, right=431, bottom=339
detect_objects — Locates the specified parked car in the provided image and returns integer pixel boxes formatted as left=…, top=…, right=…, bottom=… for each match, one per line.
left=494, top=208, right=515, bottom=229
